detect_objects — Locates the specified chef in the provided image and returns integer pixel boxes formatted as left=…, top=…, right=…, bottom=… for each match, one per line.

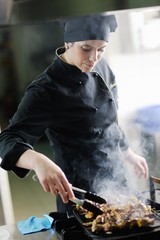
left=0, top=13, right=148, bottom=213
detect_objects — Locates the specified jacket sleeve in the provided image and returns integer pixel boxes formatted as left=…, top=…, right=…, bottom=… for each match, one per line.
left=0, top=82, right=52, bottom=178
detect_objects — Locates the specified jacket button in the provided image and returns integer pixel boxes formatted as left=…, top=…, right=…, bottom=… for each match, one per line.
left=93, top=73, right=98, bottom=77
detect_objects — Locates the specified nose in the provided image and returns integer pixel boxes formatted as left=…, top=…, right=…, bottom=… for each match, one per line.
left=89, top=50, right=98, bottom=62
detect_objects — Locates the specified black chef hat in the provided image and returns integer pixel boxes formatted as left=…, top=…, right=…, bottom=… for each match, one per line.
left=64, top=13, right=117, bottom=43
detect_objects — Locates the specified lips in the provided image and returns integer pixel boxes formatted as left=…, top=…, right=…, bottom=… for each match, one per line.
left=85, top=62, right=95, bottom=68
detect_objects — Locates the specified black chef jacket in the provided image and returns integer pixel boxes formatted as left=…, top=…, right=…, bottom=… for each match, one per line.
left=0, top=47, right=128, bottom=192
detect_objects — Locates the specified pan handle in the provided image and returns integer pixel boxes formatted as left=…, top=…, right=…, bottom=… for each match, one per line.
left=150, top=176, right=160, bottom=184
left=149, top=176, right=160, bottom=202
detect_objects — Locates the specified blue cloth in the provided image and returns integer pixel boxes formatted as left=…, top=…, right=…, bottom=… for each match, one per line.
left=17, top=214, right=53, bottom=235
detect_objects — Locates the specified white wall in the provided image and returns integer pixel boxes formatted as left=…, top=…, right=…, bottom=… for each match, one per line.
left=106, top=8, right=160, bottom=120
left=111, top=51, right=160, bottom=118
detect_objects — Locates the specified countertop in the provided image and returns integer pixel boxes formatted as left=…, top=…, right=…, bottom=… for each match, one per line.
left=0, top=224, right=59, bottom=240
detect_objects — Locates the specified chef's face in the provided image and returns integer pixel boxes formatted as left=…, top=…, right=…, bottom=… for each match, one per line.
left=65, top=40, right=107, bottom=72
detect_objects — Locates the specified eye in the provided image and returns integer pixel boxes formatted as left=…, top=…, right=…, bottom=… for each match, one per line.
left=81, top=46, right=92, bottom=52
left=98, top=47, right=106, bottom=53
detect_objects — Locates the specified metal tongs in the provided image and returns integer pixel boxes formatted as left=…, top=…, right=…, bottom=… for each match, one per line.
left=70, top=197, right=103, bottom=216
left=72, top=186, right=106, bottom=203
left=70, top=186, right=106, bottom=216
left=33, top=175, right=105, bottom=215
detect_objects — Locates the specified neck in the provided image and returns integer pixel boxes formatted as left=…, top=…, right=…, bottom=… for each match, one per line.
left=59, top=52, right=68, bottom=64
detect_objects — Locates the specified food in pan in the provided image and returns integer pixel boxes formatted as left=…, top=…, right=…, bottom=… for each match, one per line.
left=76, top=196, right=154, bottom=233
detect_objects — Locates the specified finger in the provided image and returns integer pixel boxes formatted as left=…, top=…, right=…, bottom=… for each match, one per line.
left=50, top=186, right=59, bottom=195
left=134, top=164, right=144, bottom=178
left=138, top=160, right=148, bottom=179
left=62, top=180, right=75, bottom=199
left=44, top=179, right=60, bottom=196
left=40, top=178, right=59, bottom=194
left=142, top=161, right=149, bottom=178
left=56, top=178, right=74, bottom=203
left=54, top=184, right=68, bottom=203
left=42, top=182, right=50, bottom=192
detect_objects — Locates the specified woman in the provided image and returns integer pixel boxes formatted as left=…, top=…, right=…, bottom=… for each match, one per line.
left=0, top=14, right=148, bottom=212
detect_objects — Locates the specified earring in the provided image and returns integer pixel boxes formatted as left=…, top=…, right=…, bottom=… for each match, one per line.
left=65, top=44, right=69, bottom=50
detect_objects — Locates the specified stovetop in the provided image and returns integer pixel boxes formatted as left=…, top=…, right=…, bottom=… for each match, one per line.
left=49, top=212, right=89, bottom=240
left=49, top=210, right=160, bottom=240
left=49, top=180, right=160, bottom=240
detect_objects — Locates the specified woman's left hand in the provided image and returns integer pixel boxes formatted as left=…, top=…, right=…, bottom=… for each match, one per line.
left=123, top=147, right=149, bottom=179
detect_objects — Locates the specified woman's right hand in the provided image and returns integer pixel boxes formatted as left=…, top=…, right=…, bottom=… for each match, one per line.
left=16, top=149, right=75, bottom=203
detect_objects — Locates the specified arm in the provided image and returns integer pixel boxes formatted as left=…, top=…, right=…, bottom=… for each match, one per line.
left=0, top=84, right=48, bottom=177
left=119, top=127, right=148, bottom=179
left=16, top=149, right=74, bottom=203
left=122, top=147, right=149, bottom=179
left=0, top=81, right=74, bottom=202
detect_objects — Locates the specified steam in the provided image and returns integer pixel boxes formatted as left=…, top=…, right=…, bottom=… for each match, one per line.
left=71, top=118, right=157, bottom=205
left=91, top=123, right=132, bottom=201
left=90, top=123, right=156, bottom=204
